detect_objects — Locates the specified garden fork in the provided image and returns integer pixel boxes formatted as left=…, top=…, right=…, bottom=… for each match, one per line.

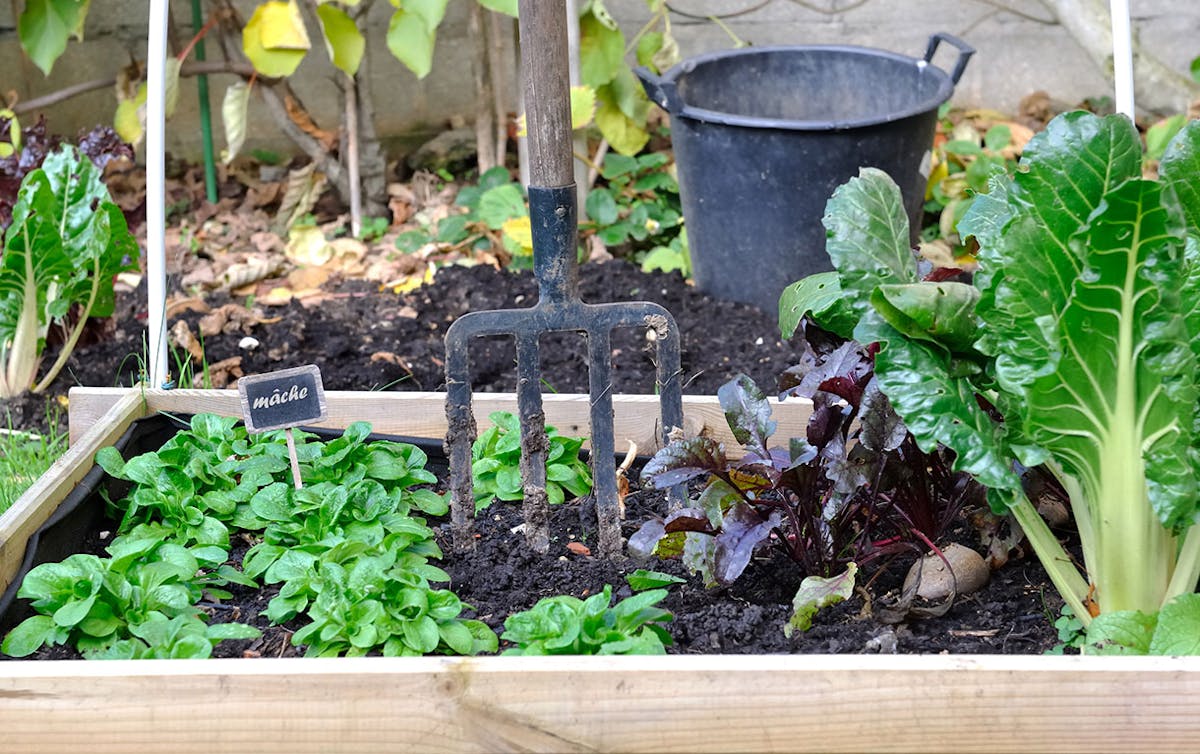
left=444, top=0, right=684, bottom=557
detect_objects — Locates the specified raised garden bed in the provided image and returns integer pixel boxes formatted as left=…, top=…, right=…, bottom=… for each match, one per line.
left=1, top=387, right=1198, bottom=753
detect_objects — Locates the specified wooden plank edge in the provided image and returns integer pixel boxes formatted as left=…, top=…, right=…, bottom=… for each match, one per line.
left=0, top=389, right=148, bottom=595
left=0, top=655, right=1197, bottom=754
left=67, top=388, right=813, bottom=458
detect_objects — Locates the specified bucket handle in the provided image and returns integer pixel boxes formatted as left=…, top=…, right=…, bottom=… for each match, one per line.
left=924, top=33, right=975, bottom=84
left=635, top=66, right=683, bottom=114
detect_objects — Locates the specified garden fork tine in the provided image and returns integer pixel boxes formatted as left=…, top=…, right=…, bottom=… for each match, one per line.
left=444, top=0, right=684, bottom=557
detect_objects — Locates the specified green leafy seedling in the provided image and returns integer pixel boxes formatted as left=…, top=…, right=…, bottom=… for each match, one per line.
left=501, top=585, right=673, bottom=656
left=471, top=411, right=592, bottom=511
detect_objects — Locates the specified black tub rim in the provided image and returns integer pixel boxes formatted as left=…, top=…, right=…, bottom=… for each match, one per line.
left=645, top=42, right=964, bottom=132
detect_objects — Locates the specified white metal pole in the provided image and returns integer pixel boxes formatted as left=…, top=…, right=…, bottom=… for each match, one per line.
left=1109, top=0, right=1136, bottom=119
left=146, top=0, right=170, bottom=387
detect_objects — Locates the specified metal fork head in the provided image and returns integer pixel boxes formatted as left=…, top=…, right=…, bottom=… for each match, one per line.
left=444, top=185, right=684, bottom=557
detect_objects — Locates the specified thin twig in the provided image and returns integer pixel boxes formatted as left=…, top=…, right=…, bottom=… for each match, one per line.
left=11, top=61, right=258, bottom=115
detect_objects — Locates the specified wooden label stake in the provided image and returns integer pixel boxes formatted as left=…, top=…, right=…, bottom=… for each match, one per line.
left=237, top=364, right=328, bottom=490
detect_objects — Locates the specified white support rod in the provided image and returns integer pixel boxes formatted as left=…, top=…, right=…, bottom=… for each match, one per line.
left=146, top=0, right=170, bottom=388
left=1109, top=0, right=1136, bottom=119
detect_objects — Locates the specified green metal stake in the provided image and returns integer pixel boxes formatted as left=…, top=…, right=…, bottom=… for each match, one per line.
left=191, top=0, right=218, bottom=204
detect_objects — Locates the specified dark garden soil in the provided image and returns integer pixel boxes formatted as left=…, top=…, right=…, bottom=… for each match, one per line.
left=0, top=254, right=1065, bottom=659
left=6, top=461, right=1063, bottom=661
left=1, top=259, right=795, bottom=438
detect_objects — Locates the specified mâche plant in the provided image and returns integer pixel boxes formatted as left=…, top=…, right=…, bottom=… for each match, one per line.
left=785, top=112, right=1200, bottom=651
left=472, top=411, right=592, bottom=510
left=500, top=585, right=673, bottom=656
left=1, top=528, right=259, bottom=658
left=4, top=414, right=497, bottom=659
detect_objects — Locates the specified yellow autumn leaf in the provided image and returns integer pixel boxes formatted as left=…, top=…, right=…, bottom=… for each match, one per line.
left=243, top=3, right=309, bottom=77
left=392, top=262, right=437, bottom=293
left=0, top=109, right=19, bottom=157
left=259, top=1, right=311, bottom=50
left=925, top=156, right=948, bottom=201
left=114, top=82, right=148, bottom=145
left=501, top=216, right=533, bottom=256
left=164, top=58, right=182, bottom=118
left=285, top=225, right=335, bottom=266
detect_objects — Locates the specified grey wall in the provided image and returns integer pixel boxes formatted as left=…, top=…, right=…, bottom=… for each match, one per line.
left=614, top=0, right=1198, bottom=116
left=1, top=1, right=1196, bottom=159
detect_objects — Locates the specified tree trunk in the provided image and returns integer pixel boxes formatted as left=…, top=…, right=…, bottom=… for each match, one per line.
left=350, top=0, right=389, bottom=218
left=470, top=3, right=498, bottom=172
left=1038, top=0, right=1199, bottom=116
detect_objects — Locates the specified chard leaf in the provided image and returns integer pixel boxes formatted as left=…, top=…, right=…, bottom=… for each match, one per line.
left=1159, top=120, right=1200, bottom=237
left=1026, top=179, right=1195, bottom=531
left=784, top=563, right=858, bottom=637
left=822, top=167, right=918, bottom=322
left=781, top=341, right=874, bottom=406
left=778, top=272, right=857, bottom=339
left=1148, top=593, right=1200, bottom=655
left=696, top=478, right=739, bottom=528
left=855, top=314, right=1021, bottom=496
left=662, top=507, right=711, bottom=534
left=627, top=520, right=666, bottom=560
left=871, top=281, right=980, bottom=352
left=681, top=532, right=718, bottom=587
left=969, top=112, right=1141, bottom=392
left=718, top=374, right=775, bottom=458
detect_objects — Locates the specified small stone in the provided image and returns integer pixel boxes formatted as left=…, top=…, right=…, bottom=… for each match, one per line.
left=405, top=128, right=477, bottom=172
left=239, top=336, right=260, bottom=350
left=903, top=543, right=990, bottom=600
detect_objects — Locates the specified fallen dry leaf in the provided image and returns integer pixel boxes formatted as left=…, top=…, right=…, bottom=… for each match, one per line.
left=169, top=319, right=205, bottom=363
left=250, top=231, right=284, bottom=256
left=260, top=286, right=297, bottom=306
left=166, top=296, right=211, bottom=317
left=287, top=265, right=332, bottom=290
left=285, top=226, right=334, bottom=266
left=206, top=356, right=244, bottom=389
left=219, top=255, right=280, bottom=291
left=198, top=303, right=279, bottom=336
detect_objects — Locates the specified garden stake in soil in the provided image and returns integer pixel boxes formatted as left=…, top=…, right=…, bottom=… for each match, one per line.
left=444, top=0, right=684, bottom=557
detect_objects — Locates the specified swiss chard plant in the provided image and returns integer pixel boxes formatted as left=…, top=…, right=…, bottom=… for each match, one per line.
left=0, top=143, right=137, bottom=398
left=500, top=585, right=673, bottom=656
left=783, top=112, right=1200, bottom=651
left=472, top=411, right=593, bottom=511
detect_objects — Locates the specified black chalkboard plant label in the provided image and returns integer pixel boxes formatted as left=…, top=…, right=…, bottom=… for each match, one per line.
left=237, top=365, right=327, bottom=488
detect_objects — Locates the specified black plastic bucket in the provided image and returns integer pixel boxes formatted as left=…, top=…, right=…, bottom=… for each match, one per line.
left=637, top=33, right=974, bottom=315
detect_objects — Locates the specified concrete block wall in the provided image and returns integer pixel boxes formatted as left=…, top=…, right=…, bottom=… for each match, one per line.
left=0, top=0, right=1196, bottom=159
